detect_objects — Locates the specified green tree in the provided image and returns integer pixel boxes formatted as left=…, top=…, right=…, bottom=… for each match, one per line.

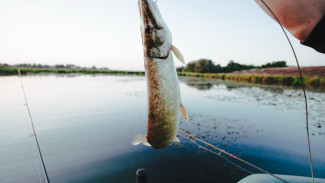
left=194, top=59, right=216, bottom=73
left=226, top=60, right=242, bottom=72
left=183, top=62, right=196, bottom=72
left=261, top=61, right=287, bottom=68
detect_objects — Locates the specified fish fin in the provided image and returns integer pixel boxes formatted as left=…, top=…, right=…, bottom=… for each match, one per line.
left=173, top=137, right=180, bottom=143
left=132, top=134, right=147, bottom=145
left=171, top=45, right=185, bottom=64
left=180, top=103, right=188, bottom=121
left=142, top=141, right=151, bottom=146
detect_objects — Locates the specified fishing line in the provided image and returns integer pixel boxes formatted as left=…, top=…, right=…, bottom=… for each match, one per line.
left=178, top=130, right=289, bottom=183
left=258, top=1, right=314, bottom=182
left=30, top=133, right=44, bottom=183
left=182, top=136, right=277, bottom=183
left=178, top=132, right=254, bottom=175
left=18, top=69, right=50, bottom=183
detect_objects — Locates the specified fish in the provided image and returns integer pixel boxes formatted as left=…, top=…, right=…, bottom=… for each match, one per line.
left=132, top=0, right=188, bottom=149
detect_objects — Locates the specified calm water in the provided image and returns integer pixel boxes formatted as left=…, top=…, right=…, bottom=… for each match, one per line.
left=0, top=74, right=324, bottom=183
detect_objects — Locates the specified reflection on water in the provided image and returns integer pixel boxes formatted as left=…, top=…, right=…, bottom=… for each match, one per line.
left=180, top=114, right=256, bottom=148
left=180, top=77, right=325, bottom=139
left=0, top=74, right=324, bottom=183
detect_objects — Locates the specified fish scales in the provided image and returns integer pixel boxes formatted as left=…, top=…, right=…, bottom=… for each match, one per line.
left=133, top=0, right=187, bottom=149
left=146, top=55, right=181, bottom=148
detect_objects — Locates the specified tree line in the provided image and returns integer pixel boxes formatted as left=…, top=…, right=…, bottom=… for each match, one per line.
left=177, top=59, right=287, bottom=73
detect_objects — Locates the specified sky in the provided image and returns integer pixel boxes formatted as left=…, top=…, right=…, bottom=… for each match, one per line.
left=0, top=0, right=324, bottom=71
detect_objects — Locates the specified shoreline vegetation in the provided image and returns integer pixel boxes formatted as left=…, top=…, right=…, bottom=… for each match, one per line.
left=178, top=72, right=325, bottom=90
left=1, top=66, right=324, bottom=90
left=0, top=67, right=145, bottom=76
left=1, top=59, right=325, bottom=89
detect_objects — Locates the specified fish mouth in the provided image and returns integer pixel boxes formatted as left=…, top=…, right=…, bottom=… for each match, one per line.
left=138, top=0, right=171, bottom=58
left=138, top=0, right=164, bottom=30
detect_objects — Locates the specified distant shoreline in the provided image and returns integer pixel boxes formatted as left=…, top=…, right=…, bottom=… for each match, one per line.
left=232, top=66, right=325, bottom=77
left=178, top=66, right=325, bottom=90
left=1, top=66, right=324, bottom=89
left=0, top=67, right=145, bottom=76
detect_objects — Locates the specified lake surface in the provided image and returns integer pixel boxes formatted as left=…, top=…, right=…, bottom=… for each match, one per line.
left=0, top=74, right=324, bottom=183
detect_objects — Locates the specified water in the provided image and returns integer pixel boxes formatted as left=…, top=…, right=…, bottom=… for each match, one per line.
left=0, top=74, right=324, bottom=183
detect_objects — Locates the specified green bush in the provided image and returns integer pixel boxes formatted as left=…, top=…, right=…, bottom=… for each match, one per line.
left=305, top=77, right=320, bottom=88
left=319, top=79, right=325, bottom=89
left=283, top=76, right=295, bottom=86
left=0, top=67, right=18, bottom=75
left=292, top=78, right=302, bottom=87
left=262, top=76, right=280, bottom=85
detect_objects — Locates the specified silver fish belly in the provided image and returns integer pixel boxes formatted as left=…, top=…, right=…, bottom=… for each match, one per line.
left=145, top=55, right=181, bottom=149
left=132, top=0, right=187, bottom=149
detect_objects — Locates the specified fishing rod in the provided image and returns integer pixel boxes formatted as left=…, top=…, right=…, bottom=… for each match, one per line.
left=178, top=132, right=254, bottom=175
left=178, top=3, right=312, bottom=179
left=258, top=1, right=314, bottom=182
left=179, top=130, right=289, bottom=183
left=18, top=69, right=50, bottom=183
left=31, top=136, right=44, bottom=183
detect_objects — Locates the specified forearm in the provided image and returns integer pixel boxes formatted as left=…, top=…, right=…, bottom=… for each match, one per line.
left=255, top=0, right=325, bottom=42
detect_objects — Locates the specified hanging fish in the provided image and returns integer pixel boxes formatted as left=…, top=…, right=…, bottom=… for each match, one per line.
left=132, top=0, right=188, bottom=149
